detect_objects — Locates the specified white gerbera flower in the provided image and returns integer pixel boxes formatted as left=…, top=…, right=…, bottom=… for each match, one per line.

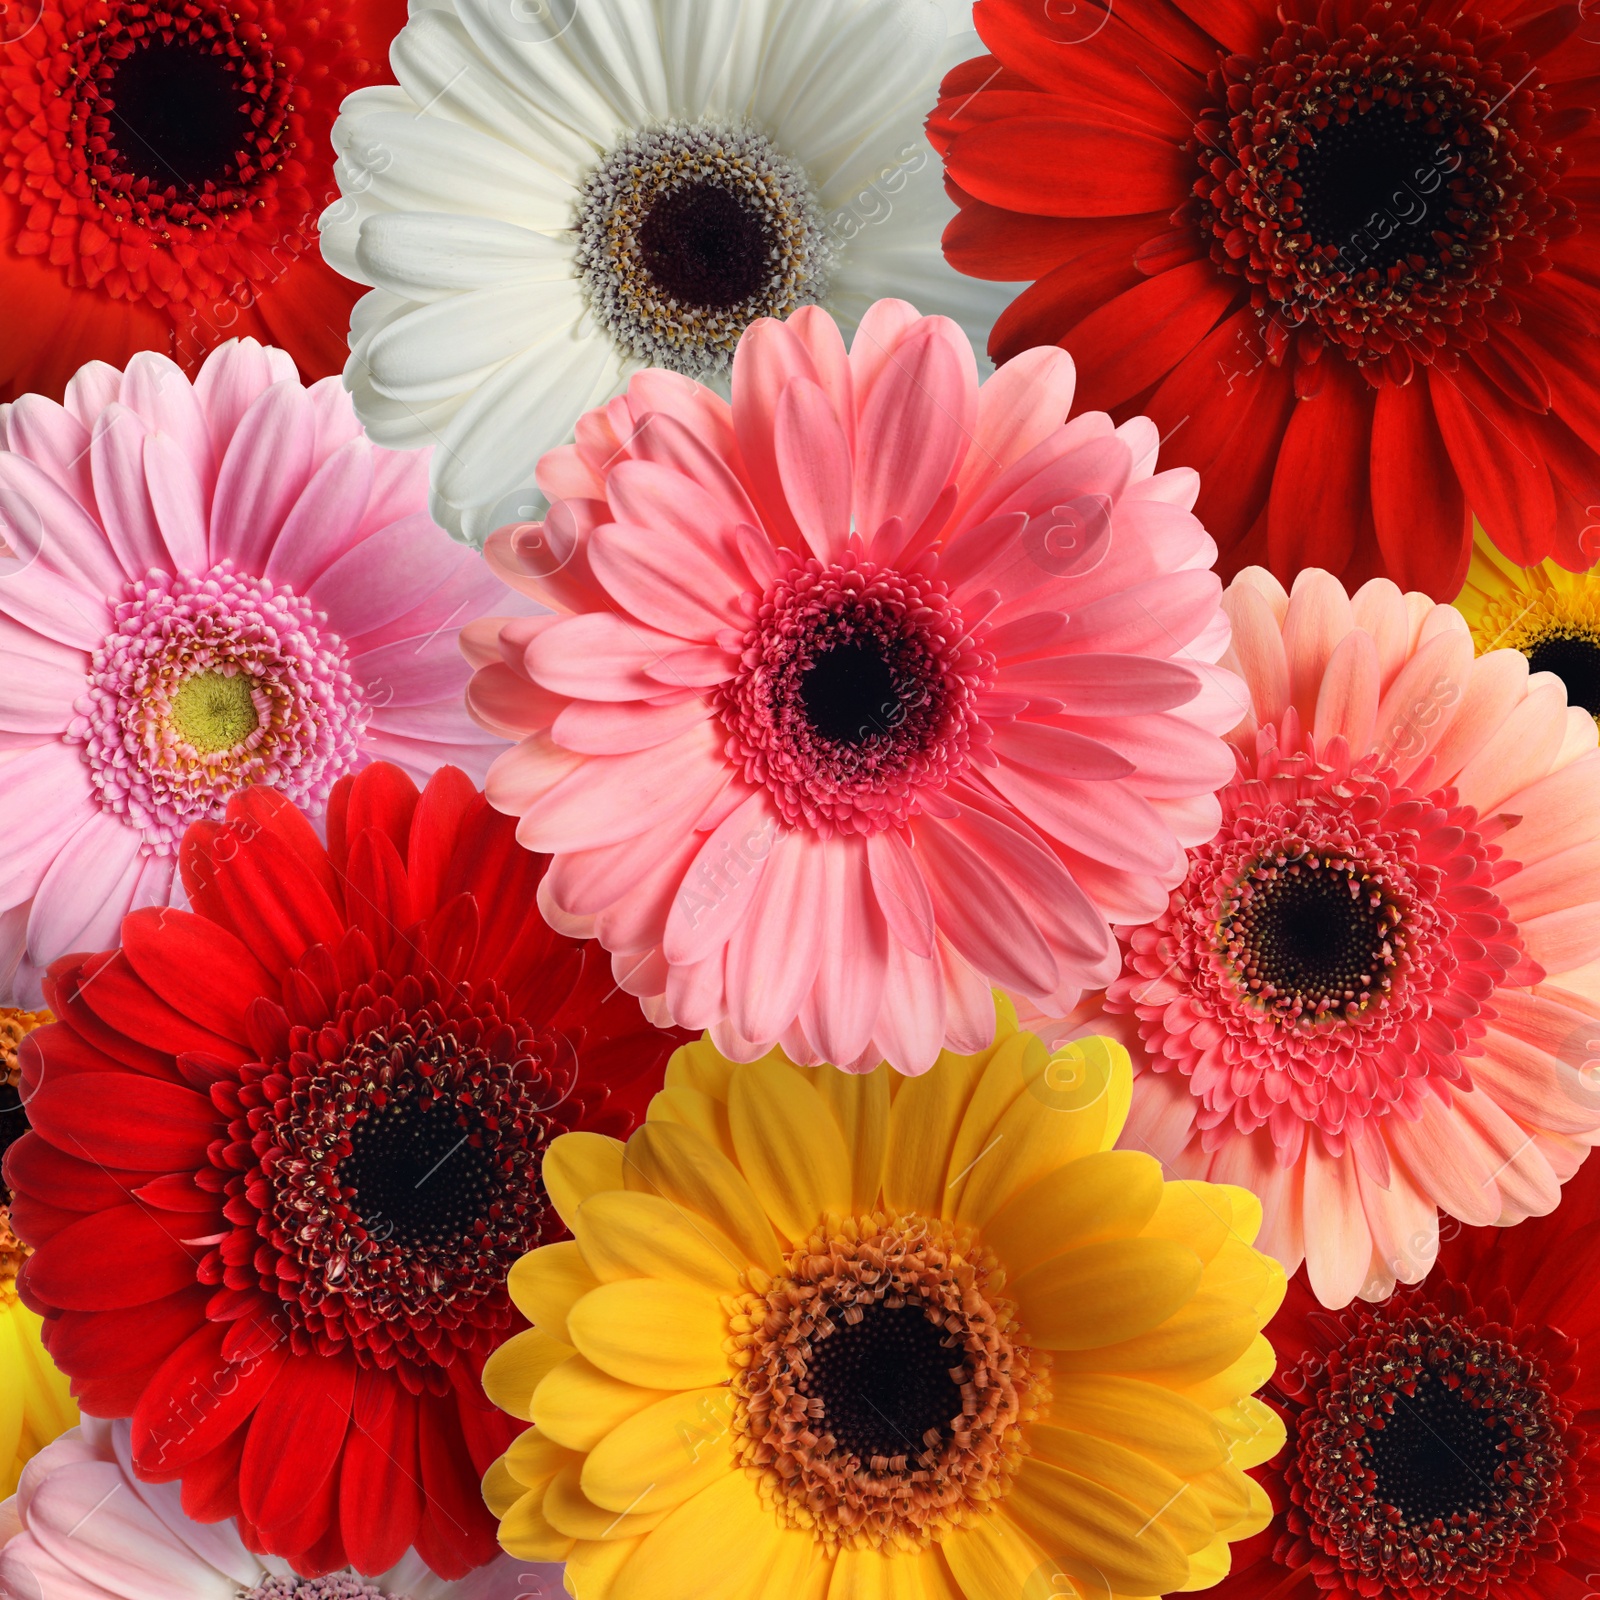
left=319, top=0, right=1018, bottom=544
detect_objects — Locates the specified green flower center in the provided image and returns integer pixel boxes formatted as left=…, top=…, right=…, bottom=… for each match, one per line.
left=170, top=670, right=259, bottom=753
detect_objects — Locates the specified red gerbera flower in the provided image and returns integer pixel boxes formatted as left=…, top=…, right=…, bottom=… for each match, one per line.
left=0, top=0, right=402, bottom=400
left=929, top=0, right=1600, bottom=598
left=0, top=762, right=685, bottom=1578
left=1217, top=1151, right=1600, bottom=1600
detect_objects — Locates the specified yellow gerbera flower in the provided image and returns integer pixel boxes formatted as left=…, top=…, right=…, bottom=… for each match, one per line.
left=482, top=1004, right=1286, bottom=1600
left=1454, top=531, right=1600, bottom=719
left=0, top=1007, right=77, bottom=1498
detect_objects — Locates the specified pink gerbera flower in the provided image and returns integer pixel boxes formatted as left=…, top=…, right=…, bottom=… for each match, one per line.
left=1099, top=566, right=1600, bottom=1307
left=0, top=340, right=515, bottom=1004
left=467, top=299, right=1243, bottom=1073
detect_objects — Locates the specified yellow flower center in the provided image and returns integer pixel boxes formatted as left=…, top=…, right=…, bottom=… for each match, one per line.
left=1466, top=586, right=1600, bottom=720
left=169, top=669, right=261, bottom=753
left=729, top=1211, right=1047, bottom=1554
left=1, top=1007, right=51, bottom=1301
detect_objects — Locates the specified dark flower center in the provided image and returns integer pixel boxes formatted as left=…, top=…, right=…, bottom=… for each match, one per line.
left=339, top=1095, right=505, bottom=1249
left=1218, top=845, right=1402, bottom=1024
left=103, top=36, right=251, bottom=191
left=1524, top=632, right=1600, bottom=718
left=803, top=1300, right=965, bottom=1463
left=1364, top=1370, right=1513, bottom=1525
left=1293, top=104, right=1457, bottom=273
left=800, top=639, right=907, bottom=746
left=0, top=1080, right=25, bottom=1206
left=639, top=182, right=774, bottom=310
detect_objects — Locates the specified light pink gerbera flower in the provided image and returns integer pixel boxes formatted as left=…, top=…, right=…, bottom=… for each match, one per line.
left=1096, top=566, right=1600, bottom=1307
left=467, top=299, right=1244, bottom=1074
left=0, top=339, right=514, bottom=1004
left=0, top=1419, right=557, bottom=1596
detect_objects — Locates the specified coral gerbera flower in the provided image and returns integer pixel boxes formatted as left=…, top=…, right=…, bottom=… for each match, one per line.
left=4, top=763, right=686, bottom=1577
left=467, top=299, right=1242, bottom=1075
left=481, top=1004, right=1286, bottom=1600
left=929, top=0, right=1600, bottom=598
left=1212, top=1153, right=1600, bottom=1600
left=1098, top=565, right=1600, bottom=1308
left=0, top=1007, right=75, bottom=1500
left=0, top=339, right=517, bottom=1005
left=0, top=1419, right=556, bottom=1600
left=0, top=0, right=405, bottom=400
left=318, top=0, right=1017, bottom=543
left=1455, top=533, right=1600, bottom=723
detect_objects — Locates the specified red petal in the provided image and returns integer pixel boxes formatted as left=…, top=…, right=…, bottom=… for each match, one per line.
left=341, top=1372, right=424, bottom=1575
left=1266, top=357, right=1376, bottom=579
left=176, top=1428, right=248, bottom=1525
left=75, top=952, right=249, bottom=1067
left=405, top=765, right=480, bottom=916
left=27, top=1072, right=217, bottom=1172
left=943, top=198, right=1141, bottom=283
left=344, top=827, right=414, bottom=968
left=342, top=761, right=421, bottom=872
left=1429, top=363, right=1557, bottom=562
left=46, top=1290, right=210, bottom=1378
left=44, top=955, right=177, bottom=1080
left=121, top=907, right=273, bottom=1043
left=415, top=1392, right=501, bottom=1578
left=1370, top=379, right=1470, bottom=598
left=239, top=1353, right=356, bottom=1538
left=225, top=786, right=345, bottom=914
left=25, top=1204, right=200, bottom=1309
left=6, top=1130, right=155, bottom=1211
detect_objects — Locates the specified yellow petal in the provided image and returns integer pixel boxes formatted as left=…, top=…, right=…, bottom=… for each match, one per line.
left=1185, top=1464, right=1256, bottom=1533
left=728, top=1064, right=852, bottom=1242
left=810, top=1063, right=892, bottom=1213
left=942, top=1031, right=1043, bottom=1218
left=983, top=1150, right=1164, bottom=1281
left=1045, top=1375, right=1228, bottom=1477
left=827, top=1544, right=963, bottom=1600
left=939, top=1508, right=1053, bottom=1600
left=624, top=1122, right=783, bottom=1271
left=1215, top=1396, right=1287, bottom=1470
left=498, top=1485, right=576, bottom=1563
left=1010, top=1238, right=1204, bottom=1351
left=1051, top=1296, right=1258, bottom=1383
left=482, top=1455, right=525, bottom=1518
left=583, top=1386, right=737, bottom=1515
left=482, top=1327, right=575, bottom=1421
left=1140, top=1181, right=1232, bottom=1263
left=567, top=1279, right=731, bottom=1389
left=663, top=1036, right=741, bottom=1101
left=882, top=1046, right=992, bottom=1217
left=1212, top=1184, right=1264, bottom=1247
left=504, top=1426, right=581, bottom=1491
left=1006, top=1460, right=1192, bottom=1595
left=575, top=1189, right=747, bottom=1291
left=545, top=1462, right=668, bottom=1539
left=533, top=1355, right=670, bottom=1451
left=1029, top=1427, right=1214, bottom=1554
left=955, top=1039, right=1138, bottom=1227
left=1198, top=1235, right=1285, bottom=1323
left=610, top=1465, right=791, bottom=1600
left=508, top=1241, right=602, bottom=1341
left=648, top=1085, right=736, bottom=1161
left=1175, top=1535, right=1233, bottom=1593
left=544, top=1132, right=628, bottom=1231
left=1175, top=1333, right=1278, bottom=1412
left=566, top=1532, right=648, bottom=1600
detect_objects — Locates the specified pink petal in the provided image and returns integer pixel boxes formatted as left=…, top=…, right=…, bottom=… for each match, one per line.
left=1036, top=710, right=1234, bottom=799
left=89, top=404, right=168, bottom=578
left=26, top=806, right=145, bottom=966
left=662, top=790, right=776, bottom=966
left=143, top=434, right=209, bottom=574
left=193, top=339, right=297, bottom=465
left=262, top=438, right=377, bottom=591
left=1059, top=569, right=1224, bottom=657
left=208, top=380, right=316, bottom=571
left=667, top=947, right=732, bottom=1033
left=1499, top=838, right=1600, bottom=922
left=1520, top=904, right=1600, bottom=976
left=306, top=513, right=462, bottom=637
left=1452, top=1086, right=1561, bottom=1223
left=592, top=822, right=715, bottom=958
left=1501, top=750, right=1600, bottom=866
left=467, top=661, right=565, bottom=739
left=1281, top=568, right=1355, bottom=727
left=588, top=514, right=750, bottom=638
left=1311, top=627, right=1380, bottom=752
left=1356, top=1155, right=1438, bottom=1293
left=853, top=318, right=976, bottom=545
left=485, top=733, right=586, bottom=818
left=352, top=632, right=474, bottom=709
left=724, top=825, right=826, bottom=1043
left=938, top=933, right=1000, bottom=1056
left=622, top=412, right=763, bottom=531
left=872, top=935, right=946, bottom=1076
left=1453, top=676, right=1567, bottom=816
left=0, top=452, right=123, bottom=597
left=63, top=360, right=124, bottom=427
left=548, top=807, right=710, bottom=925
left=803, top=834, right=889, bottom=1066
left=0, top=742, right=98, bottom=905
left=120, top=352, right=215, bottom=491
left=953, top=346, right=1077, bottom=521
left=990, top=719, right=1136, bottom=783
left=1472, top=1025, right=1600, bottom=1137
left=525, top=612, right=695, bottom=703
left=1386, top=1093, right=1500, bottom=1227
left=731, top=316, right=825, bottom=550
left=1372, top=626, right=1475, bottom=779
left=865, top=828, right=936, bottom=960
left=5, top=395, right=95, bottom=518
left=0, top=632, right=86, bottom=731
left=1301, top=1141, right=1374, bottom=1308
left=784, top=306, right=854, bottom=451
left=1349, top=576, right=1411, bottom=693
left=1220, top=581, right=1288, bottom=733
left=997, top=653, right=1200, bottom=714
left=775, top=377, right=853, bottom=565
left=846, top=299, right=923, bottom=419
left=552, top=696, right=712, bottom=755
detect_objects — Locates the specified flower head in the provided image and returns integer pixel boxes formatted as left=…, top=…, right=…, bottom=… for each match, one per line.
left=1215, top=1155, right=1600, bottom=1600
left=5, top=763, right=685, bottom=1577
left=0, top=339, right=515, bottom=1004
left=0, top=0, right=405, bottom=398
left=0, top=1418, right=556, bottom=1599
left=468, top=300, right=1242, bottom=1075
left=319, top=0, right=1014, bottom=543
left=0, top=1006, right=75, bottom=1500
left=929, top=0, right=1600, bottom=596
left=481, top=1005, right=1285, bottom=1599
left=1100, top=566, right=1600, bottom=1307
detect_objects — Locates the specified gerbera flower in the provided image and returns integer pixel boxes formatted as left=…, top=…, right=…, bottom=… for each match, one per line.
left=1213, top=1151, right=1600, bottom=1600
left=0, top=338, right=516, bottom=1006
left=318, top=0, right=1018, bottom=543
left=1456, top=534, right=1600, bottom=723
left=0, top=0, right=405, bottom=401
left=5, top=762, right=686, bottom=1577
left=1098, top=564, right=1600, bottom=1308
left=928, top=0, right=1600, bottom=597
left=466, top=299, right=1242, bottom=1075
left=0, top=1418, right=557, bottom=1598
left=481, top=1005, right=1286, bottom=1600
left=0, top=1007, right=76, bottom=1500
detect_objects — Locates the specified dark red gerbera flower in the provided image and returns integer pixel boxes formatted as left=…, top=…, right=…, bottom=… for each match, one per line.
left=930, top=0, right=1600, bottom=598
left=1216, top=1150, right=1600, bottom=1600
left=0, top=762, right=685, bottom=1578
left=0, top=0, right=402, bottom=400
